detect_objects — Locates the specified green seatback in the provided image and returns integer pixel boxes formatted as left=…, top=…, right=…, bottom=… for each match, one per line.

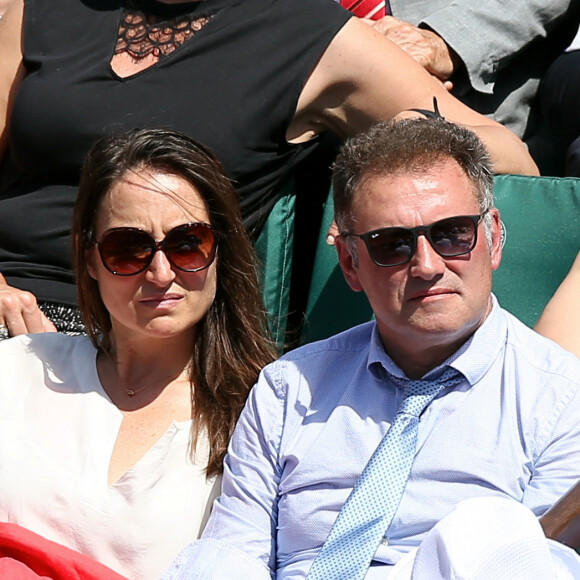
left=301, top=191, right=372, bottom=345
left=492, top=174, right=580, bottom=326
left=254, top=179, right=296, bottom=349
left=301, top=175, right=580, bottom=345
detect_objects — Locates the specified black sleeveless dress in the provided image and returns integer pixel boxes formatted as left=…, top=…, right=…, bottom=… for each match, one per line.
left=0, top=0, right=350, bottom=305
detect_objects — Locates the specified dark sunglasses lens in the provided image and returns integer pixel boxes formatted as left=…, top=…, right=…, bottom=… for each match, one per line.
left=430, top=216, right=477, bottom=256
left=366, top=228, right=414, bottom=266
left=99, top=230, right=154, bottom=275
left=164, top=224, right=216, bottom=272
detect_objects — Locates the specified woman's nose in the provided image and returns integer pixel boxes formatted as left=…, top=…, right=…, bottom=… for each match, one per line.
left=144, top=249, right=177, bottom=284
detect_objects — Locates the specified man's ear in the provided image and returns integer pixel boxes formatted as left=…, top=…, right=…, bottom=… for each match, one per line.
left=336, top=236, right=364, bottom=292
left=488, top=208, right=503, bottom=272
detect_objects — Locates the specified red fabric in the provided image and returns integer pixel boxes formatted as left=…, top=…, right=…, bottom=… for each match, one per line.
left=0, top=522, right=127, bottom=580
left=340, top=0, right=386, bottom=20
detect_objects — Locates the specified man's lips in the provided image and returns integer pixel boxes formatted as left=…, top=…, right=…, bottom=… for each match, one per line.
left=408, top=288, right=457, bottom=301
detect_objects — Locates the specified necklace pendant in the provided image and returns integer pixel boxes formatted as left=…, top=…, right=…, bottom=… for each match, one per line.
left=126, top=389, right=136, bottom=397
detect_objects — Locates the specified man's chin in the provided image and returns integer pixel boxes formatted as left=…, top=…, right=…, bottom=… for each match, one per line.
left=405, top=308, right=477, bottom=340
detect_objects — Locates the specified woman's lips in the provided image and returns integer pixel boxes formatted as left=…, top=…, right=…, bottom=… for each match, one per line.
left=139, top=294, right=183, bottom=308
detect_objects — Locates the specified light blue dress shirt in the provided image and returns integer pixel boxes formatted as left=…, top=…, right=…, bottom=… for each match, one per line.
left=164, top=297, right=580, bottom=579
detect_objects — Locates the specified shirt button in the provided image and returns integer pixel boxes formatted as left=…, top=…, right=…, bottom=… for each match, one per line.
left=380, top=537, right=389, bottom=546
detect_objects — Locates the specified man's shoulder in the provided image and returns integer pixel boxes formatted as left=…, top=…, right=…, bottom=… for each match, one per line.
left=501, top=307, right=580, bottom=378
left=281, top=320, right=376, bottom=364
left=254, top=322, right=377, bottom=413
left=259, top=321, right=375, bottom=389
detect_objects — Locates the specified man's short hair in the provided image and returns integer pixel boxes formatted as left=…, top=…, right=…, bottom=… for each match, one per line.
left=332, top=118, right=495, bottom=242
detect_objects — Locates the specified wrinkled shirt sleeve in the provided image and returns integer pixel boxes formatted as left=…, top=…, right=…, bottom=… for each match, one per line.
left=521, top=378, right=580, bottom=515
left=161, top=538, right=272, bottom=580
left=421, top=0, right=573, bottom=93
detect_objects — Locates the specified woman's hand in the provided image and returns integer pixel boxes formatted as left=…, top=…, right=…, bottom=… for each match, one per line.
left=0, top=273, right=57, bottom=337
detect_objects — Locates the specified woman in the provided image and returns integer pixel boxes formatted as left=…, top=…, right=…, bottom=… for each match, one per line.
left=535, top=250, right=580, bottom=357
left=0, top=127, right=277, bottom=579
left=0, top=0, right=538, bottom=336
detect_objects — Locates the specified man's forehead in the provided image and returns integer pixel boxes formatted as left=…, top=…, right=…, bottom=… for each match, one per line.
left=353, top=161, right=479, bottom=209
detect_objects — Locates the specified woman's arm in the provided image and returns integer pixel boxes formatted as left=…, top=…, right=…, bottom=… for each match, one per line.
left=0, top=1, right=55, bottom=337
left=534, top=251, right=580, bottom=358
left=291, top=17, right=538, bottom=176
left=0, top=0, right=25, bottom=161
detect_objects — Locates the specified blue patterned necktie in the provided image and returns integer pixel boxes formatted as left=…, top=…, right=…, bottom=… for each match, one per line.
left=307, top=367, right=463, bottom=580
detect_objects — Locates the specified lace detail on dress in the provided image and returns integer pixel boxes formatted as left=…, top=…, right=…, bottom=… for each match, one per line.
left=115, top=0, right=218, bottom=59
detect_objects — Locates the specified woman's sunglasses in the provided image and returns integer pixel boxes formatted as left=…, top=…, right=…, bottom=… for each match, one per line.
left=341, top=213, right=487, bottom=267
left=94, top=222, right=218, bottom=276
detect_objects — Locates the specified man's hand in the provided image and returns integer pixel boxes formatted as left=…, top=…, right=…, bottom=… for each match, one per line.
left=0, top=273, right=57, bottom=337
left=326, top=220, right=339, bottom=246
left=368, top=16, right=458, bottom=82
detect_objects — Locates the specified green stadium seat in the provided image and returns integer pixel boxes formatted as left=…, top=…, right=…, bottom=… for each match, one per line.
left=254, top=179, right=296, bottom=349
left=492, top=174, right=580, bottom=326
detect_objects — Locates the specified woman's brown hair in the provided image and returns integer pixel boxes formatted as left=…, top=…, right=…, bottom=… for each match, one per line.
left=72, top=128, right=277, bottom=476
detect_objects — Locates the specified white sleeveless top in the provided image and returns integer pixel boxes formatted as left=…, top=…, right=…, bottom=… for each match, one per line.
left=0, top=333, right=220, bottom=579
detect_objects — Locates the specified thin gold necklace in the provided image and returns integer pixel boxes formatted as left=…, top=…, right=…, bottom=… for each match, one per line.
left=124, top=385, right=150, bottom=397
left=99, top=347, right=192, bottom=398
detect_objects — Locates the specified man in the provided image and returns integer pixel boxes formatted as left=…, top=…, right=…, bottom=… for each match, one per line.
left=164, top=118, right=580, bottom=579
left=353, top=0, right=580, bottom=142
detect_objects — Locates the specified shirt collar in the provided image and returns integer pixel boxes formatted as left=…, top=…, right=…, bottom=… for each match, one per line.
left=367, top=294, right=507, bottom=386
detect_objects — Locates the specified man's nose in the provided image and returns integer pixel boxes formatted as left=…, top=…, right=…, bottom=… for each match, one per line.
left=408, top=234, right=446, bottom=279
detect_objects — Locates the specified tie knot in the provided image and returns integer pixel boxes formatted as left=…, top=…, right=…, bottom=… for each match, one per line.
left=398, top=368, right=463, bottom=417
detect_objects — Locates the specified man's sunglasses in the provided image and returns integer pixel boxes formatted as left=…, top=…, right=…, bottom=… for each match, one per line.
left=341, top=212, right=487, bottom=267
left=94, top=222, right=218, bottom=276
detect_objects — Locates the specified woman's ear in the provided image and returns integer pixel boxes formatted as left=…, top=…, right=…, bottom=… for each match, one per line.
left=75, top=234, right=98, bottom=280
left=85, top=246, right=99, bottom=280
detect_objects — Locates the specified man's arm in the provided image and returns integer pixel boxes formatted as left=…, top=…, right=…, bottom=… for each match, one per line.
left=521, top=371, right=580, bottom=516
left=162, top=539, right=272, bottom=580
left=370, top=0, right=575, bottom=94
left=540, top=480, right=580, bottom=548
left=417, top=0, right=575, bottom=94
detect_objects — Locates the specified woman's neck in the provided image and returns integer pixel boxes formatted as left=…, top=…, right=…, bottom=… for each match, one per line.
left=98, top=330, right=195, bottom=408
